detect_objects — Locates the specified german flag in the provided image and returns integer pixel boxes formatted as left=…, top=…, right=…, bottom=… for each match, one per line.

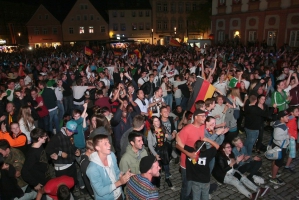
left=84, top=46, right=93, bottom=56
left=133, top=49, right=142, bottom=58
left=169, top=39, right=181, bottom=47
left=187, top=77, right=216, bottom=113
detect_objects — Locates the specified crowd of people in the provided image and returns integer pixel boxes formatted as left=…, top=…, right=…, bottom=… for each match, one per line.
left=0, top=42, right=298, bottom=200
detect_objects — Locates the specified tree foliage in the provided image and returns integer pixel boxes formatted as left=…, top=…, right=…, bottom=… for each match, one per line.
left=187, top=1, right=212, bottom=37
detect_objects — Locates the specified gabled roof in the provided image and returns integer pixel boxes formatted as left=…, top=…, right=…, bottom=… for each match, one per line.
left=89, top=0, right=109, bottom=23
left=42, top=0, right=76, bottom=23
left=107, top=0, right=152, bottom=10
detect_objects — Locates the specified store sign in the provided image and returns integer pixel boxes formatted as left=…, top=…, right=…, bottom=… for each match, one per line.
left=0, top=39, right=6, bottom=44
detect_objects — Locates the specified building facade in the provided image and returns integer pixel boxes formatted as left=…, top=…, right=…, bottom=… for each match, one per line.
left=27, top=5, right=63, bottom=48
left=150, top=0, right=208, bottom=45
left=62, top=0, right=109, bottom=46
left=211, top=0, right=299, bottom=47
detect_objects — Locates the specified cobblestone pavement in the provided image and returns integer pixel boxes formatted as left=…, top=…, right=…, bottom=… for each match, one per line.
left=73, top=129, right=299, bottom=200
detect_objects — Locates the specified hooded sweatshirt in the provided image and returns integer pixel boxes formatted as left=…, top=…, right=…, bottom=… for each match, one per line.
left=273, top=120, right=290, bottom=148
left=119, top=145, right=148, bottom=174
left=86, top=152, right=123, bottom=200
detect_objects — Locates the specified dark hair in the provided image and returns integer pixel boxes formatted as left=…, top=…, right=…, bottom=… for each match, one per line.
left=205, top=98, right=215, bottom=107
left=160, top=106, right=167, bottom=113
left=0, top=139, right=10, bottom=151
left=195, top=100, right=205, bottom=109
left=128, top=131, right=143, bottom=145
left=57, top=185, right=70, bottom=200
left=150, top=116, right=167, bottom=135
left=219, top=142, right=234, bottom=160
left=0, top=153, right=4, bottom=168
left=72, top=109, right=82, bottom=116
left=38, top=80, right=46, bottom=87
left=205, top=116, right=215, bottom=123
left=249, top=95, right=257, bottom=103
left=194, top=140, right=206, bottom=152
left=30, top=128, right=47, bottom=143
left=93, top=134, right=109, bottom=150
left=132, top=115, right=145, bottom=129
left=288, top=106, right=299, bottom=113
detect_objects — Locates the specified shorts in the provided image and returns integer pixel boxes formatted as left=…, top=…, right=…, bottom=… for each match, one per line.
left=288, top=138, right=296, bottom=158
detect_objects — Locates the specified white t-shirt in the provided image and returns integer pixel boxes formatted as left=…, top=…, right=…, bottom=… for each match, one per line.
left=72, top=86, right=88, bottom=105
left=213, top=80, right=228, bottom=96
left=135, top=98, right=149, bottom=113
left=138, top=77, right=148, bottom=87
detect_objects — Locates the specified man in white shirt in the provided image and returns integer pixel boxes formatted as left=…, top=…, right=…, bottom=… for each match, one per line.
left=99, top=71, right=110, bottom=89
left=213, top=74, right=228, bottom=96
left=72, top=79, right=95, bottom=111
left=166, top=63, right=179, bottom=83
left=134, top=90, right=149, bottom=117
left=149, top=87, right=165, bottom=117
left=137, top=71, right=148, bottom=88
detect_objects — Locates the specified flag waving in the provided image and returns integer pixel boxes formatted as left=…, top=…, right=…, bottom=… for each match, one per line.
left=133, top=49, right=142, bottom=58
left=169, top=39, right=181, bottom=47
left=84, top=46, right=93, bottom=56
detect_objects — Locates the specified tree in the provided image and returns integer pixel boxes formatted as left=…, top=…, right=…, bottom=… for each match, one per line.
left=187, top=1, right=212, bottom=38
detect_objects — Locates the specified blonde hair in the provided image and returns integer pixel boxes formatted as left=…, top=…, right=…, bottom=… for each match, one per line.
left=230, top=88, right=241, bottom=100
left=18, top=106, right=34, bottom=132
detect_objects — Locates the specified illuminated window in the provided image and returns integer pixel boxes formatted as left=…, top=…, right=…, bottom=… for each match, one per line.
left=89, top=26, right=94, bottom=33
left=79, top=27, right=84, bottom=34
left=267, top=31, right=276, bottom=46
left=289, top=30, right=299, bottom=47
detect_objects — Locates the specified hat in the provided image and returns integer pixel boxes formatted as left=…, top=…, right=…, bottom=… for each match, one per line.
left=193, top=109, right=206, bottom=117
left=7, top=73, right=17, bottom=79
left=277, top=110, right=288, bottom=119
left=140, top=155, right=156, bottom=173
left=66, top=120, right=77, bottom=133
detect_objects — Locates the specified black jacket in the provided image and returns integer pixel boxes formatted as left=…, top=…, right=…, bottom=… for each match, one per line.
left=141, top=81, right=155, bottom=96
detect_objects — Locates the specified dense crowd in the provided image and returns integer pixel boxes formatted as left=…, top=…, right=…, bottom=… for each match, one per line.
left=0, top=43, right=298, bottom=200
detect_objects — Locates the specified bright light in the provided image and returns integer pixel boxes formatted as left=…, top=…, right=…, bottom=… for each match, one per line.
left=29, top=47, right=32, bottom=50
left=151, top=28, right=153, bottom=33
left=18, top=33, right=21, bottom=36
left=116, top=36, right=120, bottom=40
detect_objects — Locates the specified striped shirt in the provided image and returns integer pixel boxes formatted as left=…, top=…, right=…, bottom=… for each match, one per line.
left=126, top=174, right=158, bottom=200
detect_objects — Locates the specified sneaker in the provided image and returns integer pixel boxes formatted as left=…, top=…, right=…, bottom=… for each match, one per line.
left=260, top=187, right=270, bottom=197
left=253, top=175, right=265, bottom=185
left=251, top=189, right=261, bottom=200
left=165, top=178, right=173, bottom=187
left=268, top=173, right=281, bottom=178
left=270, top=178, right=284, bottom=185
left=283, top=167, right=296, bottom=174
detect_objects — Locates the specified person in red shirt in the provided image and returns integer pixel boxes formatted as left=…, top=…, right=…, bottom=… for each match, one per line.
left=285, top=106, right=299, bottom=173
left=36, top=175, right=75, bottom=200
left=94, top=90, right=111, bottom=112
left=176, top=109, right=206, bottom=200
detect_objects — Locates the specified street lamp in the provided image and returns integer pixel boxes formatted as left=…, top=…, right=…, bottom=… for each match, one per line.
left=174, top=27, right=176, bottom=38
left=18, top=33, right=21, bottom=37
left=151, top=29, right=154, bottom=44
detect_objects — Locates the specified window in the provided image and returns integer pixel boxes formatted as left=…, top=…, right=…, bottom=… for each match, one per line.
left=113, top=24, right=118, bottom=31
left=219, top=0, right=226, bottom=5
left=89, top=26, right=94, bottom=33
left=163, top=21, right=168, bottom=30
left=43, top=28, right=48, bottom=35
left=120, top=23, right=126, bottom=31
left=90, top=15, right=94, bottom=20
left=132, top=11, right=136, bottom=17
left=157, top=21, right=162, bottom=30
left=171, top=3, right=176, bottom=12
left=267, top=31, right=276, bottom=46
left=171, top=20, right=176, bottom=29
left=178, top=20, right=183, bottom=29
left=218, top=31, right=224, bottom=42
left=69, top=27, right=74, bottom=34
left=113, top=11, right=117, bottom=17
left=53, top=27, right=57, bottom=34
left=38, top=15, right=41, bottom=20
left=84, top=15, right=87, bottom=20
left=81, top=5, right=84, bottom=10
left=139, top=11, right=143, bottom=17
left=139, top=23, right=144, bottom=30
left=132, top=23, right=137, bottom=30
left=192, top=3, right=198, bottom=11
left=163, top=3, right=168, bottom=12
left=248, top=31, right=257, bottom=42
left=45, top=14, right=48, bottom=19
left=289, top=30, right=299, bottom=47
left=120, top=11, right=125, bottom=17
left=79, top=27, right=84, bottom=34
left=186, top=3, right=190, bottom=11
left=178, top=2, right=183, bottom=12
left=157, top=3, right=162, bottom=11
left=77, top=15, right=80, bottom=21
left=145, top=11, right=150, bottom=17
left=34, top=28, right=39, bottom=35
left=145, top=23, right=150, bottom=30
left=100, top=26, right=105, bottom=33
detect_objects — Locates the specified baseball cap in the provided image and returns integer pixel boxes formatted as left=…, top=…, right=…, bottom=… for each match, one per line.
left=277, top=110, right=288, bottom=119
left=66, top=120, right=77, bottom=133
left=140, top=155, right=156, bottom=173
left=193, top=109, right=206, bottom=117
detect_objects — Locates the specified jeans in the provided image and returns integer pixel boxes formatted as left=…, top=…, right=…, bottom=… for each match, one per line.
left=180, top=167, right=192, bottom=200
left=164, top=164, right=171, bottom=178
left=63, top=95, right=73, bottom=116
left=175, top=97, right=182, bottom=107
left=163, top=94, right=173, bottom=110
left=49, top=108, right=60, bottom=134
left=38, top=115, right=50, bottom=132
left=224, top=172, right=258, bottom=198
left=181, top=97, right=189, bottom=111
left=57, top=100, right=65, bottom=124
left=244, top=128, right=259, bottom=156
left=256, top=125, right=264, bottom=150
left=73, top=104, right=84, bottom=112
left=209, top=157, right=215, bottom=174
left=190, top=181, right=209, bottom=200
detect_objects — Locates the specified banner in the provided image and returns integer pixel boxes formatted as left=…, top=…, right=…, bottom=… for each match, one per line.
left=187, top=77, right=216, bottom=113
left=169, top=39, right=181, bottom=47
